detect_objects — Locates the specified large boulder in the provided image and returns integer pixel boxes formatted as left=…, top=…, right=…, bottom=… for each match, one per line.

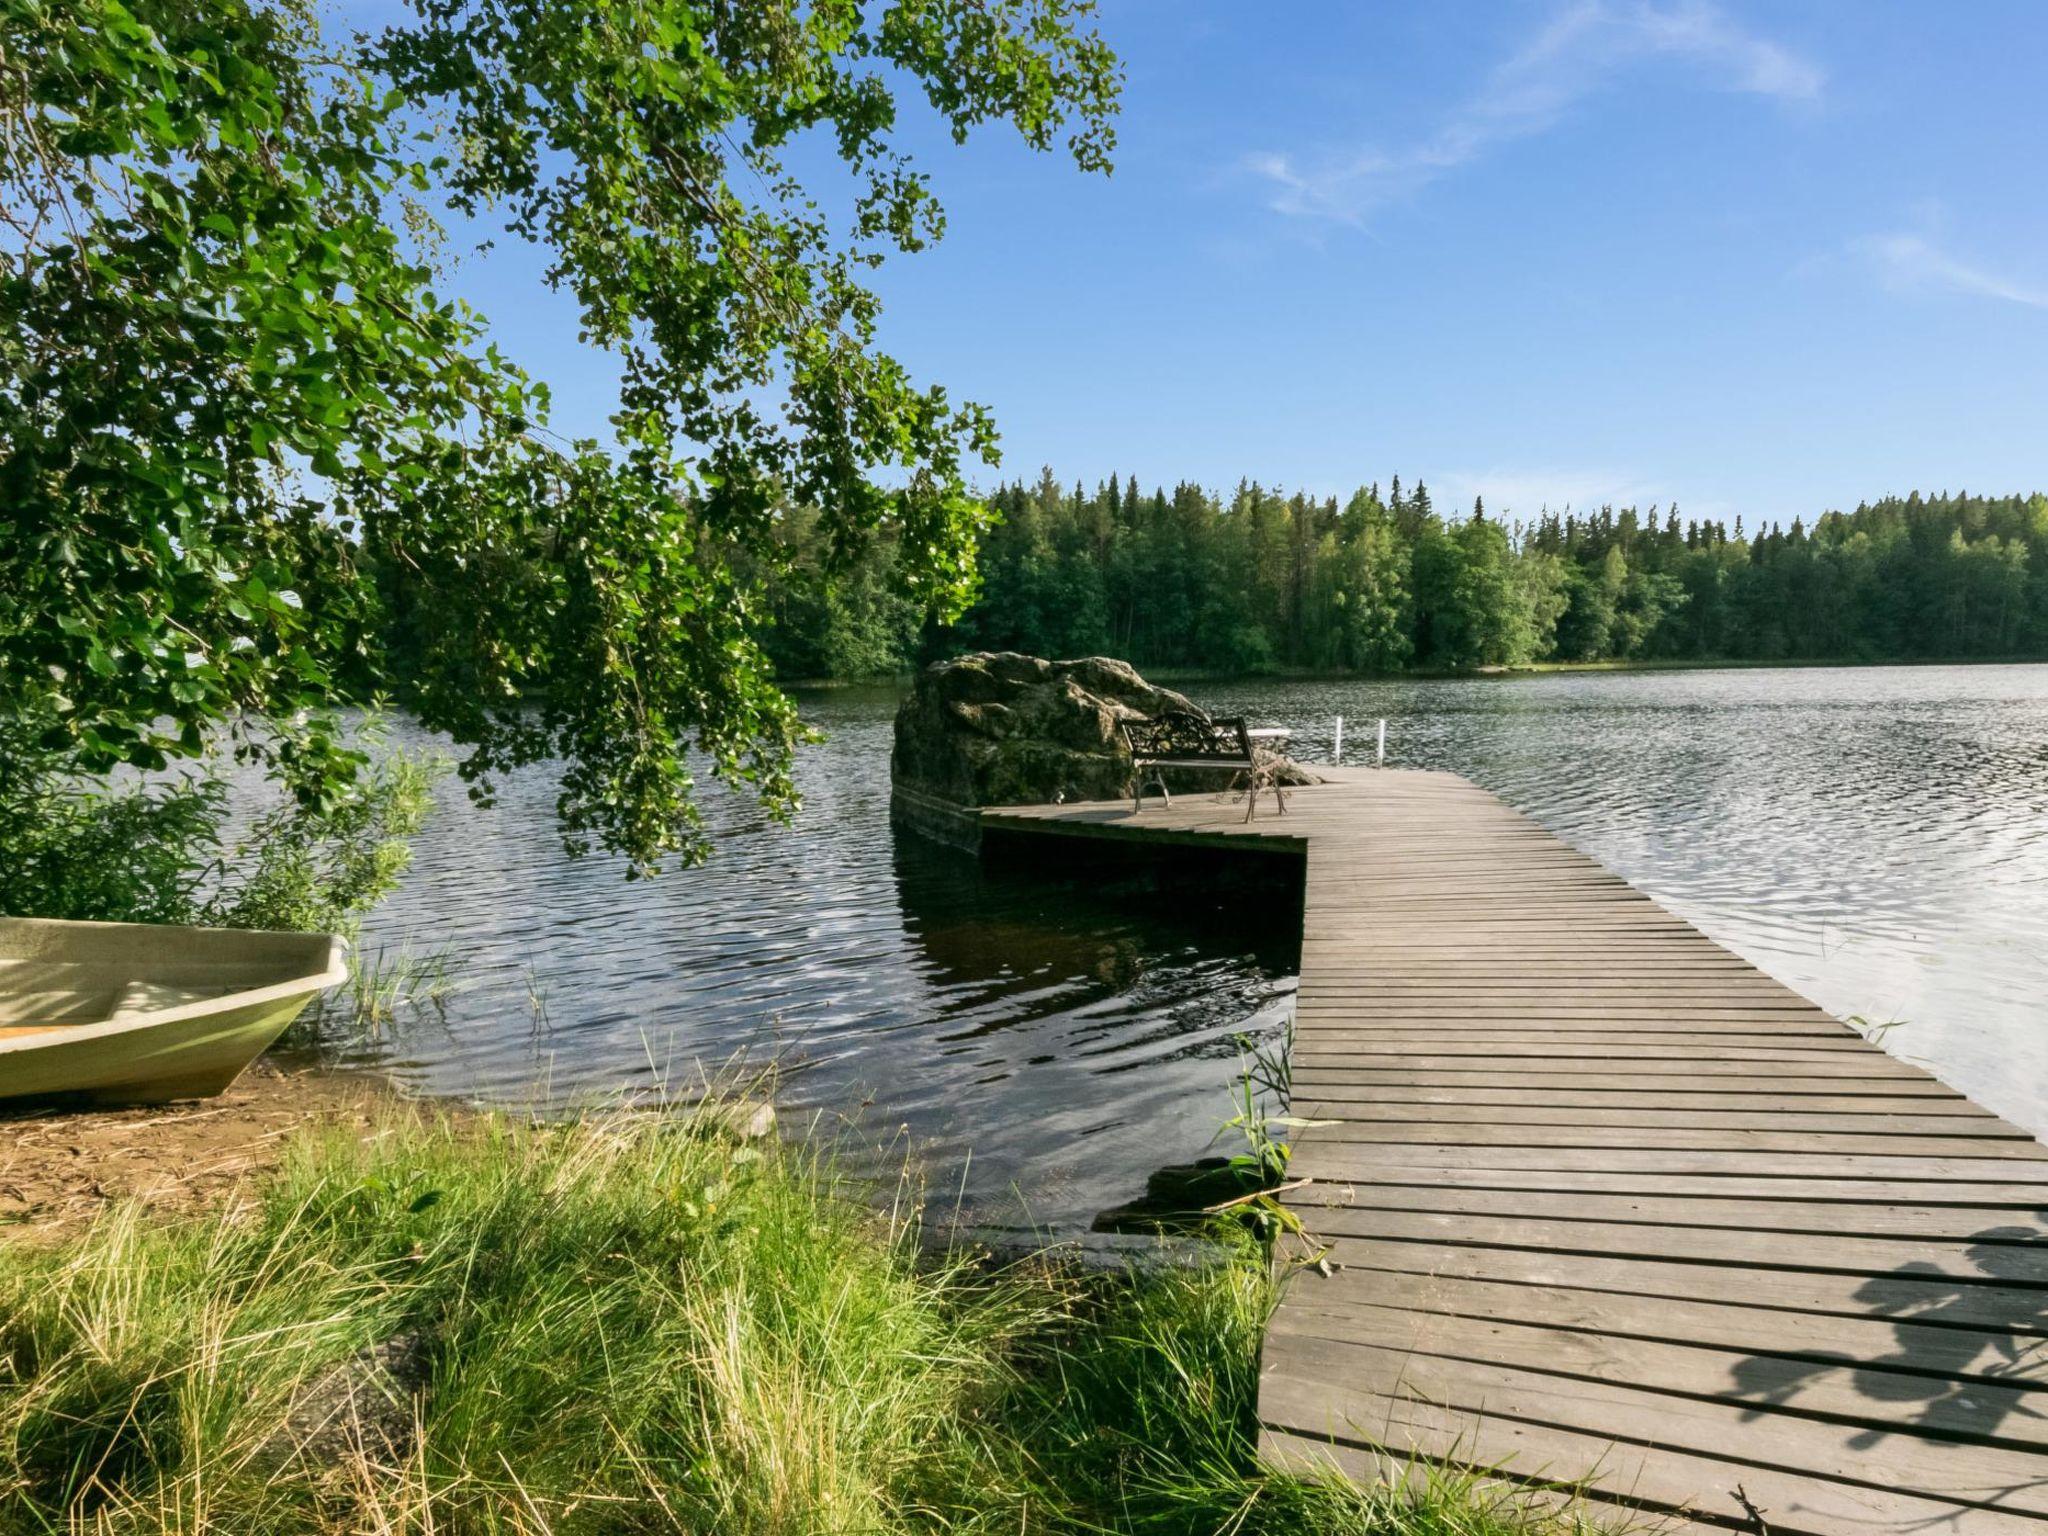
left=890, top=652, right=1308, bottom=849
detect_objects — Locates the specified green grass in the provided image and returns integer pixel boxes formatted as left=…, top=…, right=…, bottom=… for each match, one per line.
left=0, top=1105, right=1603, bottom=1535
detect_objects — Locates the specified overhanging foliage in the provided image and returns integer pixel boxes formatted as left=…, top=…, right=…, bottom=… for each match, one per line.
left=0, top=0, right=1120, bottom=874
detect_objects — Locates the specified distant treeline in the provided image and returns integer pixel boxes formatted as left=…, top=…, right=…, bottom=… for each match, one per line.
left=761, top=474, right=2048, bottom=679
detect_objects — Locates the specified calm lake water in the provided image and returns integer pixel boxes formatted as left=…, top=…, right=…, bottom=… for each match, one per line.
left=324, top=664, right=2048, bottom=1238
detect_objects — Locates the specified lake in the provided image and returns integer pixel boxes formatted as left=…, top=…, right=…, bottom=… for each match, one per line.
left=325, top=663, right=2048, bottom=1239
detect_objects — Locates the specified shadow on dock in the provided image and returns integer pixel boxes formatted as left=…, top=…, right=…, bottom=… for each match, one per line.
left=1728, top=1212, right=2048, bottom=1449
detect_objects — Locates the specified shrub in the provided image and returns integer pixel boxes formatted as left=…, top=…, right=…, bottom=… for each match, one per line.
left=0, top=715, right=440, bottom=937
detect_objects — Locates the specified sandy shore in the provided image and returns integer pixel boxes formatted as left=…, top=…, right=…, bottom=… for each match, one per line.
left=0, top=1064, right=398, bottom=1242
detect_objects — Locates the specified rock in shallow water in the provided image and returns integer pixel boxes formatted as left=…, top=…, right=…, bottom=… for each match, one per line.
left=889, top=652, right=1314, bottom=849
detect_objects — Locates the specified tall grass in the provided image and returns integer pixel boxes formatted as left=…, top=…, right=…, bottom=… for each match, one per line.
left=319, top=942, right=463, bottom=1035
left=0, top=1106, right=1599, bottom=1535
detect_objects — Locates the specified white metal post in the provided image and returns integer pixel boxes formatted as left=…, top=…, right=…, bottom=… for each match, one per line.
left=1376, top=717, right=1386, bottom=767
left=1332, top=715, right=1343, bottom=764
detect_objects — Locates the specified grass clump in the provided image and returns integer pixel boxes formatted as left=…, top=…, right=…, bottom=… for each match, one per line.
left=307, top=941, right=462, bottom=1038
left=0, top=1106, right=1596, bottom=1536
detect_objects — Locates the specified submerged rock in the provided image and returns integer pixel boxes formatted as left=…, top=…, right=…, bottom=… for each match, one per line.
left=890, top=652, right=1314, bottom=849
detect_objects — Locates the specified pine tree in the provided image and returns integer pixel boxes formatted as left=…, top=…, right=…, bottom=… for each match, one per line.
left=753, top=471, right=2048, bottom=679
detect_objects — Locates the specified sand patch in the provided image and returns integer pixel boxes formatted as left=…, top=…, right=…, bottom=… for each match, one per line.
left=0, top=1063, right=396, bottom=1241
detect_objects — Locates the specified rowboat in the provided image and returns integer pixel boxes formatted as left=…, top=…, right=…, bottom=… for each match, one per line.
left=0, top=917, right=348, bottom=1107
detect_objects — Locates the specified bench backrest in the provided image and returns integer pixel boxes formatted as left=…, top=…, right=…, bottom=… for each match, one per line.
left=1119, top=711, right=1252, bottom=763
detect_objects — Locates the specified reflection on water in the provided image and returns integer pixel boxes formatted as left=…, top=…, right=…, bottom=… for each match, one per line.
left=325, top=665, right=2048, bottom=1237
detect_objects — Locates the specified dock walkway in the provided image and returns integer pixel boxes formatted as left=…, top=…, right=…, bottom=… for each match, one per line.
left=982, top=768, right=2048, bottom=1534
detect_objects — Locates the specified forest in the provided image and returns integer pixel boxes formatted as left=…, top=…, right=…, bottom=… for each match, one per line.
left=761, top=476, right=2048, bottom=679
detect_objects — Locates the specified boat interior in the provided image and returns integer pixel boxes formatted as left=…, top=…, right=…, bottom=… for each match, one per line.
left=0, top=920, right=341, bottom=1039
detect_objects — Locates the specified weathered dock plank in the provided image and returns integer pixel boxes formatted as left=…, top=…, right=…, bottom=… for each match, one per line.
left=980, top=766, right=2048, bottom=1534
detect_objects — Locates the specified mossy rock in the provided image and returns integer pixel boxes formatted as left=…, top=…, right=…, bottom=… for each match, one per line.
left=890, top=653, right=1223, bottom=848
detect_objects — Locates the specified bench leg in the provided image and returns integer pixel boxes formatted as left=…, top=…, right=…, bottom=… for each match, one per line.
left=1240, top=755, right=1288, bottom=822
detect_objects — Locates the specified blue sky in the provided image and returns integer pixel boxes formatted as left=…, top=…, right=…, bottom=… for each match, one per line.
left=406, top=1, right=2048, bottom=527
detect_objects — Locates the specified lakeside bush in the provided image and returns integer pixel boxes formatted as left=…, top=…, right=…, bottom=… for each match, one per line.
left=0, top=727, right=441, bottom=937
left=0, top=1106, right=1591, bottom=1535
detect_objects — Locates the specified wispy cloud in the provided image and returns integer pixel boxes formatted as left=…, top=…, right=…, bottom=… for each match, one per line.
left=1852, top=230, right=2048, bottom=311
left=1247, top=1, right=1822, bottom=224
left=1439, top=466, right=1668, bottom=518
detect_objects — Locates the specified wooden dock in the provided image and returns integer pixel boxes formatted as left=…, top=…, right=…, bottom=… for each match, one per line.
left=981, top=767, right=2048, bottom=1535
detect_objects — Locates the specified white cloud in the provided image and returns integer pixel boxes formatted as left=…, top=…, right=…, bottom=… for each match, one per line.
left=1852, top=231, right=2048, bottom=311
left=1247, top=1, right=1821, bottom=224
left=1437, top=466, right=1665, bottom=518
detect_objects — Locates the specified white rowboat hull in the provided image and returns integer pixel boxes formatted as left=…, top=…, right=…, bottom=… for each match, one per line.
left=0, top=917, right=348, bottom=1106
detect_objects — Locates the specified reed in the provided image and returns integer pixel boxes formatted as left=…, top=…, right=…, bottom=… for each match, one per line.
left=314, top=941, right=461, bottom=1037
left=0, top=1102, right=1604, bottom=1535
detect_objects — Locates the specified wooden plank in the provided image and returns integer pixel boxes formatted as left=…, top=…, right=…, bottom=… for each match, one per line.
left=1305, top=880, right=1638, bottom=897
left=1297, top=996, right=1838, bottom=1012
left=1292, top=1032, right=1866, bottom=1048
left=1258, top=1425, right=2028, bottom=1536
left=1309, top=895, right=1659, bottom=911
left=1268, top=1305, right=2048, bottom=1449
left=1259, top=1373, right=2048, bottom=1536
left=1299, top=947, right=1753, bottom=962
left=1260, top=1334, right=2048, bottom=1517
left=1298, top=986, right=1822, bottom=1002
left=1281, top=1268, right=2048, bottom=1388
left=1289, top=1055, right=1934, bottom=1080
left=1319, top=867, right=1639, bottom=878
left=1298, top=1006, right=1846, bottom=1021
left=1303, top=1238, right=2048, bottom=1332
left=1286, top=1073, right=1957, bottom=1097
left=1299, top=964, right=1761, bottom=976
left=1313, top=895, right=1677, bottom=907
left=1273, top=1437, right=1729, bottom=1536
left=1297, top=1026, right=1849, bottom=1044
left=1296, top=1039, right=1869, bottom=1055
left=1305, top=996, right=1791, bottom=1009
left=1301, top=957, right=1759, bottom=970
left=983, top=770, right=2048, bottom=1534
left=1300, top=955, right=1756, bottom=965
left=1304, top=920, right=1699, bottom=935
left=1287, top=1144, right=2048, bottom=1180
left=1288, top=1165, right=2048, bottom=1206
left=1324, top=919, right=1692, bottom=932
left=1295, top=996, right=1842, bottom=1012
left=1292, top=1042, right=1906, bottom=1061
left=1290, top=1103, right=2025, bottom=1138
left=1302, top=931, right=1734, bottom=943
left=1307, top=912, right=1700, bottom=925
left=1306, top=1206, right=2048, bottom=1277
left=1298, top=1125, right=2048, bottom=1158
left=1292, top=1089, right=1982, bottom=1113
left=1287, top=1180, right=2048, bottom=1239
left=1296, top=1021, right=1863, bottom=1037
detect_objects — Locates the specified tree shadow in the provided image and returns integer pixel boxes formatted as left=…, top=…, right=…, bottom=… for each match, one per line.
left=1728, top=1211, right=2048, bottom=1451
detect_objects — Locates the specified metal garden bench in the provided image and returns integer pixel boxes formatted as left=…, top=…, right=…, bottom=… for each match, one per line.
left=1118, top=711, right=1289, bottom=822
